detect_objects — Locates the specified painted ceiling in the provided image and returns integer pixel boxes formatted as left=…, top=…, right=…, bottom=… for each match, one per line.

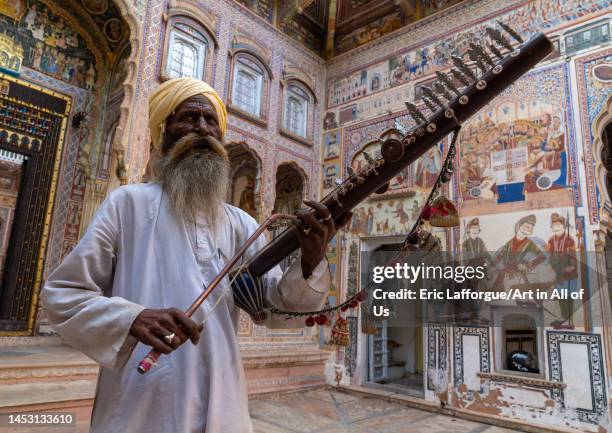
left=233, top=0, right=467, bottom=57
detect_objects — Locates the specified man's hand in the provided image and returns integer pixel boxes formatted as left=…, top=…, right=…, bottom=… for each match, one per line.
left=290, top=200, right=352, bottom=279
left=129, top=308, right=203, bottom=354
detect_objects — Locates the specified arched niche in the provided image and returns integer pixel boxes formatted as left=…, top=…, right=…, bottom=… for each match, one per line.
left=273, top=162, right=307, bottom=271
left=593, top=93, right=612, bottom=240
left=226, top=142, right=262, bottom=221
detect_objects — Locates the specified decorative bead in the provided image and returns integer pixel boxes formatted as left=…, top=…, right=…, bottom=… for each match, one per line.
left=348, top=300, right=359, bottom=308
left=340, top=305, right=349, bottom=312
left=305, top=317, right=315, bottom=327
left=315, top=314, right=328, bottom=325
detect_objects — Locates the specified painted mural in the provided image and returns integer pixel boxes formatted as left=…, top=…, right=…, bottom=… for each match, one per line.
left=421, top=0, right=465, bottom=17
left=279, top=19, right=322, bottom=53
left=234, top=0, right=274, bottom=23
left=323, top=129, right=341, bottom=160
left=0, top=0, right=97, bottom=89
left=459, top=208, right=583, bottom=328
left=458, top=63, right=575, bottom=209
left=326, top=0, right=611, bottom=109
left=335, top=11, right=406, bottom=54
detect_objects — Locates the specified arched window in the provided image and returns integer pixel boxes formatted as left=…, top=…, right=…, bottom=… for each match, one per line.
left=281, top=80, right=315, bottom=144
left=231, top=55, right=265, bottom=118
left=284, top=84, right=310, bottom=138
left=162, top=16, right=215, bottom=81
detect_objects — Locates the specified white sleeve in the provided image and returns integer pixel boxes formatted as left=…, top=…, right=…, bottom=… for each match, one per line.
left=41, top=191, right=145, bottom=370
left=237, top=213, right=331, bottom=329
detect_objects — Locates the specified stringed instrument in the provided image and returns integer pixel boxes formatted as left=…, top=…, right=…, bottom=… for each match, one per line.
left=232, top=25, right=554, bottom=322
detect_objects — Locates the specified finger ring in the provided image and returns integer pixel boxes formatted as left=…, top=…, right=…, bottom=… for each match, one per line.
left=163, top=333, right=175, bottom=345
left=323, top=215, right=332, bottom=221
left=303, top=227, right=311, bottom=236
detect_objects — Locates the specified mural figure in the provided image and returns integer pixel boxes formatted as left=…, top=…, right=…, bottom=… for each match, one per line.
left=461, top=218, right=492, bottom=322
left=525, top=115, right=567, bottom=191
left=414, top=148, right=440, bottom=189
left=546, top=212, right=578, bottom=329
left=392, top=202, right=410, bottom=232
left=365, top=207, right=374, bottom=234
left=323, top=112, right=338, bottom=130
left=322, top=163, right=339, bottom=191
left=492, top=214, right=548, bottom=293
left=324, top=131, right=340, bottom=159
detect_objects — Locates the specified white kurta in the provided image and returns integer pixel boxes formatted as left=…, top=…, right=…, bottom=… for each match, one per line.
left=41, top=183, right=330, bottom=433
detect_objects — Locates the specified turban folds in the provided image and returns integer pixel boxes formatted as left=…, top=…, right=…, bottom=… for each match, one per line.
left=148, top=78, right=227, bottom=151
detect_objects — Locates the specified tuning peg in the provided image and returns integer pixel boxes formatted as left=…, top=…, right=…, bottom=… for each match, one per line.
left=347, top=166, right=365, bottom=184
left=422, top=87, right=445, bottom=108
left=434, top=82, right=453, bottom=101
left=452, top=55, right=477, bottom=82
left=405, top=102, right=428, bottom=125
left=451, top=68, right=471, bottom=87
left=422, top=96, right=438, bottom=114
left=393, top=119, right=408, bottom=135
left=497, top=21, right=523, bottom=43
left=469, top=43, right=495, bottom=68
left=488, top=43, right=503, bottom=59
left=362, top=151, right=375, bottom=164
left=435, top=71, right=461, bottom=96
left=486, top=27, right=513, bottom=52
left=467, top=48, right=488, bottom=74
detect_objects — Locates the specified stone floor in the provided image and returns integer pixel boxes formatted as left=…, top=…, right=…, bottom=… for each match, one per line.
left=251, top=388, right=522, bottom=433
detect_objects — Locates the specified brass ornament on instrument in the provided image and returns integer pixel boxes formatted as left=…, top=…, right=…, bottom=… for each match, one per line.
left=459, top=95, right=469, bottom=105
left=493, top=65, right=503, bottom=74
left=427, top=123, right=437, bottom=133
left=476, top=80, right=487, bottom=90
left=380, top=138, right=404, bottom=162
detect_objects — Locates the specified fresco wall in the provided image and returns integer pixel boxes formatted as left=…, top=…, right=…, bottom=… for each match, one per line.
left=323, top=0, right=612, bottom=431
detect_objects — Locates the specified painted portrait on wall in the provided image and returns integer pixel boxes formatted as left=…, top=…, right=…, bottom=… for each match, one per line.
left=322, top=161, right=340, bottom=194
left=323, top=130, right=340, bottom=160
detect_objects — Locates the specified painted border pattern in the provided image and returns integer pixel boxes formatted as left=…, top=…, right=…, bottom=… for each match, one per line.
left=547, top=331, right=607, bottom=424
left=453, top=326, right=490, bottom=389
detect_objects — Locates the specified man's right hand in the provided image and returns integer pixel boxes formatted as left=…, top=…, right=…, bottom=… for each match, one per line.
left=129, top=308, right=203, bottom=354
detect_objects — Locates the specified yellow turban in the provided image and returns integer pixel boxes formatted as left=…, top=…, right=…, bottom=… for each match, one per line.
left=148, top=77, right=227, bottom=151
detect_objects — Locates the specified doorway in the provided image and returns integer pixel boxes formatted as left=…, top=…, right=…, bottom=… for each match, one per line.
left=362, top=240, right=425, bottom=398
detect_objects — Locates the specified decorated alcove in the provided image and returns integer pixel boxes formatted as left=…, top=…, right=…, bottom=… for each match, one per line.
left=0, top=0, right=137, bottom=334
left=227, top=141, right=262, bottom=220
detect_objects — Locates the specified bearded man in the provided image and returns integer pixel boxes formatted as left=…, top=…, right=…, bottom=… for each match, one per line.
left=42, top=78, right=348, bottom=433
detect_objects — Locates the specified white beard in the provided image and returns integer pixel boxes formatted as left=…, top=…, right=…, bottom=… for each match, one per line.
left=154, top=134, right=230, bottom=229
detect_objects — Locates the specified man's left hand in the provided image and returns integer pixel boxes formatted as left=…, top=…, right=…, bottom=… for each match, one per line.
left=290, top=200, right=352, bottom=279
